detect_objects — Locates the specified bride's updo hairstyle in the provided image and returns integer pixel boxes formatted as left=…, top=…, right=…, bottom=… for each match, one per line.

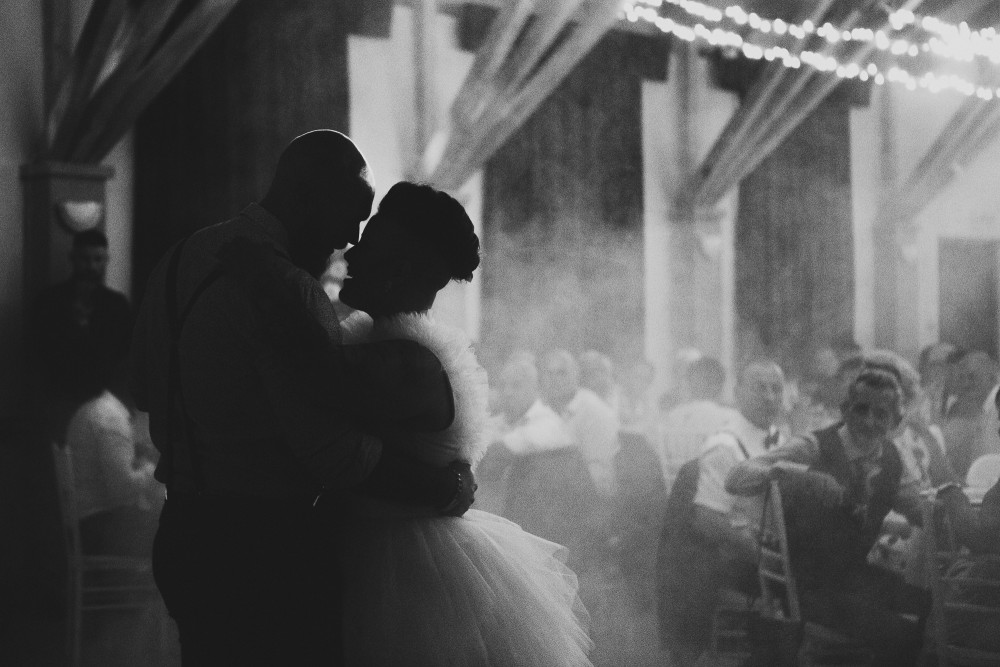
left=377, top=182, right=480, bottom=290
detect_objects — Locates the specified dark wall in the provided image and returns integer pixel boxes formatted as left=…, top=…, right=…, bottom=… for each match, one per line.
left=133, top=0, right=353, bottom=299
left=734, top=87, right=855, bottom=377
left=480, top=31, right=667, bottom=371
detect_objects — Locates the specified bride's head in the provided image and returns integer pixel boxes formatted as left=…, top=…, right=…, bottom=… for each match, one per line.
left=339, top=182, right=480, bottom=317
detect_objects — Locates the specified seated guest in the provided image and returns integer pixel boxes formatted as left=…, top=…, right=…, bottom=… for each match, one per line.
left=65, top=386, right=160, bottom=556
left=866, top=349, right=958, bottom=489
left=479, top=354, right=594, bottom=561
left=726, top=366, right=929, bottom=667
left=941, top=351, right=1000, bottom=479
left=934, top=385, right=1000, bottom=654
left=918, top=342, right=958, bottom=426
left=863, top=351, right=958, bottom=583
left=693, top=360, right=785, bottom=567
left=579, top=349, right=620, bottom=411
left=656, top=360, right=785, bottom=665
left=656, top=356, right=740, bottom=493
left=540, top=349, right=620, bottom=498
left=788, top=346, right=843, bottom=434
left=936, top=477, right=1000, bottom=654
left=618, top=358, right=657, bottom=442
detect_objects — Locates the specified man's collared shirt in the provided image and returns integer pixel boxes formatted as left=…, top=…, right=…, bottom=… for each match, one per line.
left=560, top=388, right=620, bottom=495
left=695, top=412, right=783, bottom=528
left=657, top=399, right=742, bottom=493
left=499, top=399, right=573, bottom=456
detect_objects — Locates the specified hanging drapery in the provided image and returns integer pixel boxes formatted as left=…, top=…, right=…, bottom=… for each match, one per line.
left=46, top=0, right=241, bottom=165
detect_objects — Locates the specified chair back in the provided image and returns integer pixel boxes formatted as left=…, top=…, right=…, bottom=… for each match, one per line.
left=757, top=480, right=801, bottom=622
left=965, top=454, right=1000, bottom=490
left=925, top=500, right=1000, bottom=667
left=51, top=442, right=83, bottom=565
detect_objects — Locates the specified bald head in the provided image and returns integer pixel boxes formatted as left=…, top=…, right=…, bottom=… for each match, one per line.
left=736, top=360, right=785, bottom=430
left=261, top=130, right=376, bottom=276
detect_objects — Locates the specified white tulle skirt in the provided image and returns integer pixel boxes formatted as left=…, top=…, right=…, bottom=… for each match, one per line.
left=339, top=509, right=594, bottom=666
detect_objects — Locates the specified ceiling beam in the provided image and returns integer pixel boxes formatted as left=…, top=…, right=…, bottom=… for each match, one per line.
left=699, top=3, right=906, bottom=207
left=424, top=0, right=620, bottom=190
left=686, top=0, right=867, bottom=210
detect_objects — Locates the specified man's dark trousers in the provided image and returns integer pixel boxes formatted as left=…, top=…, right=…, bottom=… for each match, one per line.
left=153, top=493, right=343, bottom=665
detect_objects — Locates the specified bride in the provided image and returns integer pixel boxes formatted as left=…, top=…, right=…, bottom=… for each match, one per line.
left=330, top=181, right=593, bottom=666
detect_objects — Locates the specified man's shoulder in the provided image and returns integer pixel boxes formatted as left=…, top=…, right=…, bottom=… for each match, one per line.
left=527, top=399, right=561, bottom=421
left=572, top=387, right=614, bottom=413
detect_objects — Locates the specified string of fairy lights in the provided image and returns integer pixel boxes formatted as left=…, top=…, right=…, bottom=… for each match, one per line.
left=623, top=0, right=1000, bottom=100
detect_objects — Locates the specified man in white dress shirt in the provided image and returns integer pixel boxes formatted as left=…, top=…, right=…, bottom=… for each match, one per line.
left=482, top=353, right=596, bottom=566
left=492, top=355, right=574, bottom=457
left=539, top=349, right=621, bottom=498
left=67, top=388, right=159, bottom=555
left=692, top=360, right=786, bottom=571
left=656, top=359, right=785, bottom=664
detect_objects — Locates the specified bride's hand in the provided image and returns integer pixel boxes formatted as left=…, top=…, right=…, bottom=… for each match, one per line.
left=440, top=461, right=477, bottom=517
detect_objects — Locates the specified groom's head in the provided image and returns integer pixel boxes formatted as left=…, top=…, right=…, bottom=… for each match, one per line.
left=261, top=130, right=375, bottom=277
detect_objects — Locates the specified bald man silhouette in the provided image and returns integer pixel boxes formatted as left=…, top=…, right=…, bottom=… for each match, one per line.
left=131, top=130, right=473, bottom=665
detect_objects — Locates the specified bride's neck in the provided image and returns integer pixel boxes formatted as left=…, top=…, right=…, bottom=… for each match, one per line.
left=370, top=309, right=430, bottom=330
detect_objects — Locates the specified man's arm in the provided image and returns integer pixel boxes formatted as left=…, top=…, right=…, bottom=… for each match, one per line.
left=725, top=435, right=823, bottom=496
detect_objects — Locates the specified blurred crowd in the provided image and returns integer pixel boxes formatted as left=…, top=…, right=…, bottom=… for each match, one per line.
left=478, top=341, right=1000, bottom=666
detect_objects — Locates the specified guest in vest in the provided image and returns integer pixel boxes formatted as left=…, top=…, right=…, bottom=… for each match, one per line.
left=727, top=366, right=929, bottom=667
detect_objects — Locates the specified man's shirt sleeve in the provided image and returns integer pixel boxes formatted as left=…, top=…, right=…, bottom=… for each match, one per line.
left=694, top=434, right=742, bottom=514
left=725, top=435, right=820, bottom=496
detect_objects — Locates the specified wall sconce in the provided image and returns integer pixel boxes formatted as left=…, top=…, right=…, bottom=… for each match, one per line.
left=55, top=199, right=104, bottom=233
left=899, top=241, right=920, bottom=265
left=695, top=213, right=724, bottom=261
left=896, top=222, right=920, bottom=265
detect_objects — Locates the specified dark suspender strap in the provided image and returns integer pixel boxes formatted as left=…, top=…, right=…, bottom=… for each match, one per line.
left=720, top=430, right=751, bottom=460
left=164, top=238, right=225, bottom=493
